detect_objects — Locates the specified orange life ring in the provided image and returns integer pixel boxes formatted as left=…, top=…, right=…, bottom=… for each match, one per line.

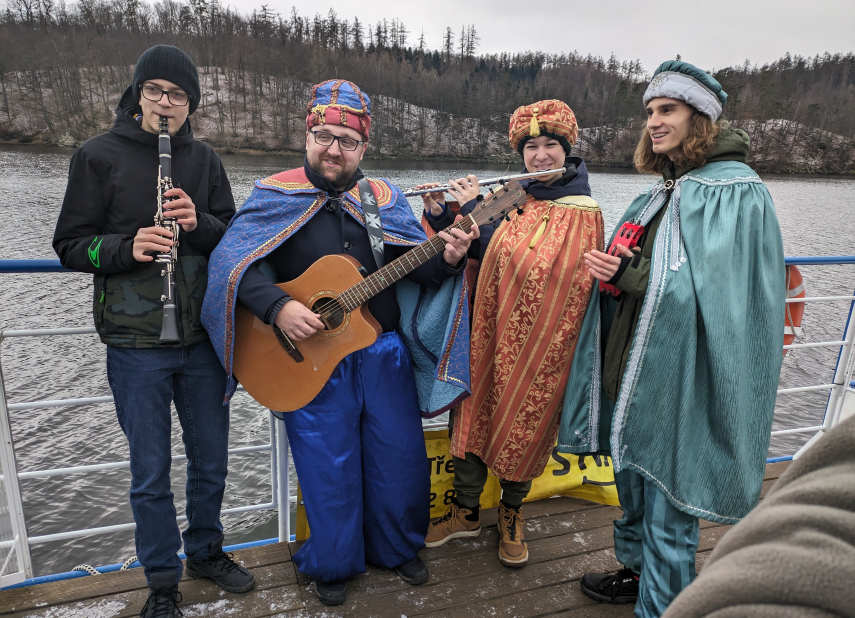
left=783, top=265, right=805, bottom=356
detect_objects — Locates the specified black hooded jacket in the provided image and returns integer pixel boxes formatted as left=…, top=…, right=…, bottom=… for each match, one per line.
left=53, top=87, right=235, bottom=347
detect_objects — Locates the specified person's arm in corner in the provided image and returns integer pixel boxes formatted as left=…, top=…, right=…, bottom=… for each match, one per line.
left=53, top=148, right=139, bottom=274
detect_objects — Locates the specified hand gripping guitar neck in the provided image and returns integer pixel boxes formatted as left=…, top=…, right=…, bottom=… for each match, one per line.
left=599, top=221, right=644, bottom=298
left=154, top=116, right=181, bottom=343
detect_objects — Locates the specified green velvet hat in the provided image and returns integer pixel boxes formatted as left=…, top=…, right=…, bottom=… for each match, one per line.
left=643, top=60, right=728, bottom=121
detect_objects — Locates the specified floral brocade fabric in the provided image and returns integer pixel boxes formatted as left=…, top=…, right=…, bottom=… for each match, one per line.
left=451, top=194, right=603, bottom=481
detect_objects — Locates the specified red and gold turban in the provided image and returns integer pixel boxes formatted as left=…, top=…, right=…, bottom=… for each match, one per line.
left=306, top=79, right=372, bottom=140
left=508, top=100, right=578, bottom=154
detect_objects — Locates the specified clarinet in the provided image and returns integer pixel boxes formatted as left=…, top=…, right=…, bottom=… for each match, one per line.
left=154, top=115, right=181, bottom=343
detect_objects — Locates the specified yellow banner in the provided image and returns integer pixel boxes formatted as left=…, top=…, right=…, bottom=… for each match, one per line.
left=296, top=428, right=619, bottom=540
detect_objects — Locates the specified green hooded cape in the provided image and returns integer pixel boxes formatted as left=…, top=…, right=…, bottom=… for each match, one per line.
left=558, top=137, right=785, bottom=524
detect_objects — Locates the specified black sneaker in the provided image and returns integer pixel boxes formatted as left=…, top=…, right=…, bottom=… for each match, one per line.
left=140, top=572, right=183, bottom=617
left=314, top=579, right=347, bottom=605
left=394, top=556, right=429, bottom=585
left=580, top=567, right=639, bottom=604
left=185, top=537, right=256, bottom=593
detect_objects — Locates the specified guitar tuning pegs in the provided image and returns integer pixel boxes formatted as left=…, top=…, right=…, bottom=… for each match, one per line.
left=517, top=208, right=525, bottom=215
left=504, top=214, right=511, bottom=222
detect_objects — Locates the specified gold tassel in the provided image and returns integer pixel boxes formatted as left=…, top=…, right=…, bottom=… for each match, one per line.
left=529, top=213, right=550, bottom=249
left=529, top=107, right=540, bottom=137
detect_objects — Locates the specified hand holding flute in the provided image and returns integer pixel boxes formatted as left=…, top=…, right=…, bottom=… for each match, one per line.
left=417, top=174, right=481, bottom=216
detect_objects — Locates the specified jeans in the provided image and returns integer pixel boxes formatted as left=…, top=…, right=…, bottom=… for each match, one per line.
left=106, top=339, right=230, bottom=582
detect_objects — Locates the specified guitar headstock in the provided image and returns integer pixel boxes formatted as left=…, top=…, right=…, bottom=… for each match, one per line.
left=469, top=181, right=527, bottom=228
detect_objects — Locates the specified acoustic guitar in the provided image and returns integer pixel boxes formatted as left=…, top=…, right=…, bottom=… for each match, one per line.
left=233, top=181, right=527, bottom=412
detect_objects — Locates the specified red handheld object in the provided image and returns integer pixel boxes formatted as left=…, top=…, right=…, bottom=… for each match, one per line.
left=599, top=221, right=645, bottom=298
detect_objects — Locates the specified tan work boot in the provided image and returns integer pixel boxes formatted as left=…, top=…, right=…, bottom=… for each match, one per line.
left=498, top=502, right=528, bottom=567
left=425, top=502, right=481, bottom=548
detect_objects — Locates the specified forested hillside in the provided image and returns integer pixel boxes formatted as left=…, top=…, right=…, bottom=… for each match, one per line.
left=1, top=0, right=853, bottom=172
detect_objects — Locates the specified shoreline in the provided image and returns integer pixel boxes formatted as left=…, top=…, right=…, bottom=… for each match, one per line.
left=1, top=140, right=852, bottom=177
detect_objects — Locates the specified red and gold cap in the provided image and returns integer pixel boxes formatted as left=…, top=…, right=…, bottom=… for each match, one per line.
left=306, top=79, right=371, bottom=140
left=508, top=100, right=578, bottom=154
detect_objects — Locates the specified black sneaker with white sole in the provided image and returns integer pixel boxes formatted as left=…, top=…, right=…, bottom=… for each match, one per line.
left=580, top=567, right=639, bottom=604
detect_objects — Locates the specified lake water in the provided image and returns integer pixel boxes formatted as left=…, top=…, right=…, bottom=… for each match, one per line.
left=1, top=144, right=853, bottom=576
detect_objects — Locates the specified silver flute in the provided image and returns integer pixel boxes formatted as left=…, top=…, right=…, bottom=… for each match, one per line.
left=155, top=115, right=181, bottom=343
left=402, top=167, right=566, bottom=197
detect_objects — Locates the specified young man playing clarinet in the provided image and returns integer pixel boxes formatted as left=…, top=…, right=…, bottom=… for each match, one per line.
left=53, top=45, right=254, bottom=618
left=203, top=79, right=478, bottom=606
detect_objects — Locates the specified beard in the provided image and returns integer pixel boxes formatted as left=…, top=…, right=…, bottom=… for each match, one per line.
left=308, top=153, right=356, bottom=191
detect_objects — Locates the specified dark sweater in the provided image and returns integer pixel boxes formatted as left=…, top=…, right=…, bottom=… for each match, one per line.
left=236, top=159, right=465, bottom=333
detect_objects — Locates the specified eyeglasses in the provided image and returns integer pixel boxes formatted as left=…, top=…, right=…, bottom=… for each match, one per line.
left=309, top=130, right=364, bottom=152
left=140, top=84, right=190, bottom=107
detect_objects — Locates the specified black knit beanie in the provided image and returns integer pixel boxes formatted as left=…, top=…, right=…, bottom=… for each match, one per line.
left=517, top=130, right=573, bottom=156
left=132, top=45, right=201, bottom=114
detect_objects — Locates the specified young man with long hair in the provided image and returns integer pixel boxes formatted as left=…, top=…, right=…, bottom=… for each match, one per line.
left=558, top=61, right=786, bottom=618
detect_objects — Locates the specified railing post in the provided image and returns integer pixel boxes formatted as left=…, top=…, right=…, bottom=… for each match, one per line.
left=0, top=348, right=34, bottom=581
left=795, top=289, right=855, bottom=459
left=274, top=415, right=291, bottom=543
left=268, top=411, right=278, bottom=513
left=827, top=292, right=855, bottom=429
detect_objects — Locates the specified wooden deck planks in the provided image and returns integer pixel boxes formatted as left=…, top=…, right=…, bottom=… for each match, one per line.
left=0, top=462, right=789, bottom=618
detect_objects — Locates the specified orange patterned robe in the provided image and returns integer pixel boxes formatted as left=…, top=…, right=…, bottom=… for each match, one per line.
left=450, top=194, right=603, bottom=481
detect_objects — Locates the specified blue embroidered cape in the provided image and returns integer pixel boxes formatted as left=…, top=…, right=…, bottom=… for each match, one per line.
left=558, top=160, right=785, bottom=524
left=201, top=168, right=471, bottom=416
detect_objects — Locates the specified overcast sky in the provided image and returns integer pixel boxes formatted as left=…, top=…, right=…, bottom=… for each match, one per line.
left=223, top=0, right=853, bottom=75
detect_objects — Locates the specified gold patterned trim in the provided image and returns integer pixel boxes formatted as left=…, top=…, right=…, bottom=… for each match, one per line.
left=259, top=177, right=316, bottom=192
left=545, top=195, right=601, bottom=211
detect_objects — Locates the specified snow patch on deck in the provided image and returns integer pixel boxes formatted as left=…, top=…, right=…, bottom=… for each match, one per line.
left=34, top=599, right=126, bottom=617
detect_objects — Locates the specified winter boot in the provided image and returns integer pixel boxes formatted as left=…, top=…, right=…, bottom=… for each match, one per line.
left=140, top=572, right=182, bottom=618
left=425, top=501, right=481, bottom=548
left=185, top=536, right=256, bottom=593
left=497, top=501, right=528, bottom=567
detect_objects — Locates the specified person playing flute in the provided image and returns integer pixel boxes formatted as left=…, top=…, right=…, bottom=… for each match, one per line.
left=419, top=100, right=604, bottom=568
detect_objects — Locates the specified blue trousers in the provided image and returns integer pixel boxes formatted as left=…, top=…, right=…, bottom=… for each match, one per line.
left=282, top=332, right=429, bottom=582
left=614, top=468, right=700, bottom=618
left=106, top=340, right=230, bottom=583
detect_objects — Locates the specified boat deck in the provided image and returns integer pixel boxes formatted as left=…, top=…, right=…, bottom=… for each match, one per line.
left=0, top=462, right=791, bottom=618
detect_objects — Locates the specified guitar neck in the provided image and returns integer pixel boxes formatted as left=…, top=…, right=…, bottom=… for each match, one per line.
left=338, top=215, right=475, bottom=312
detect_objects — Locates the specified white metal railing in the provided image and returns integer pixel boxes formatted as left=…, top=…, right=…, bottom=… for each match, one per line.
left=0, top=258, right=853, bottom=581
left=0, top=326, right=293, bottom=576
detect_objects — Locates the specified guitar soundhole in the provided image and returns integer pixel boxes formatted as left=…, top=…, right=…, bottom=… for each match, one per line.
left=311, top=296, right=346, bottom=331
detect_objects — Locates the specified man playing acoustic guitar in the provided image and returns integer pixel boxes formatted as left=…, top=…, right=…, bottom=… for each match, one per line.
left=202, top=80, right=477, bottom=606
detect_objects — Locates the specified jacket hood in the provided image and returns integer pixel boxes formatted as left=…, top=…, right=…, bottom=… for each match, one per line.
left=109, top=86, right=195, bottom=148
left=522, top=156, right=592, bottom=201
left=706, top=126, right=750, bottom=163
left=666, top=126, right=751, bottom=181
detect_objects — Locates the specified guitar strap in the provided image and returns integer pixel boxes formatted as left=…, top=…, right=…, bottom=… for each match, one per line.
left=357, top=178, right=384, bottom=270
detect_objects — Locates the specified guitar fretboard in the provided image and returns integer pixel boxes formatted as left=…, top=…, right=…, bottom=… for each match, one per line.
left=337, top=215, right=475, bottom=312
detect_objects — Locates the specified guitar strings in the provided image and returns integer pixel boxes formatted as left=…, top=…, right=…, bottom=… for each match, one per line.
left=293, top=199, right=504, bottom=326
